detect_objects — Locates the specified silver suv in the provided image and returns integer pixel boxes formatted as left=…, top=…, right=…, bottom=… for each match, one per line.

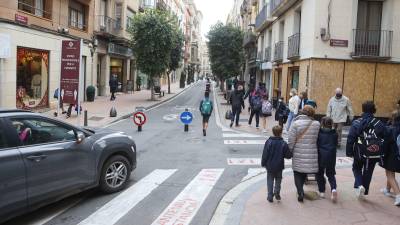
left=0, top=109, right=136, bottom=223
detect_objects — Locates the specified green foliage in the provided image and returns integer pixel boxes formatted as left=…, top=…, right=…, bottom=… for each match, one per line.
left=207, top=23, right=244, bottom=82
left=169, top=20, right=184, bottom=72
left=187, top=64, right=195, bottom=84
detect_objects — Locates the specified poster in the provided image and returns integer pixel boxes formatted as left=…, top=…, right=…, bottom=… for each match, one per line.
left=60, top=40, right=81, bottom=104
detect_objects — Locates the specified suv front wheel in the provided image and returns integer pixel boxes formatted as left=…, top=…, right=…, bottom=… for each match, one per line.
left=99, top=155, right=131, bottom=193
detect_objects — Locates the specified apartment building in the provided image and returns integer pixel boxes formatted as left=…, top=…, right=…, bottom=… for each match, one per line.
left=254, top=0, right=400, bottom=117
left=227, top=0, right=244, bottom=29
left=0, top=0, right=96, bottom=110
left=200, top=41, right=211, bottom=78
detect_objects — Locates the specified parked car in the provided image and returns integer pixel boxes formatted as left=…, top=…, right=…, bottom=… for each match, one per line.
left=0, top=109, right=137, bottom=223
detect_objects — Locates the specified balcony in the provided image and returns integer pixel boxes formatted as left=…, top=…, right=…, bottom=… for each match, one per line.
left=265, top=47, right=271, bottom=62
left=96, top=15, right=122, bottom=36
left=243, top=31, right=256, bottom=48
left=274, top=41, right=284, bottom=62
left=248, top=49, right=257, bottom=62
left=18, top=1, right=52, bottom=19
left=108, top=43, right=133, bottom=57
left=257, top=51, right=262, bottom=61
left=287, top=33, right=300, bottom=60
left=255, top=4, right=274, bottom=32
left=352, top=29, right=393, bottom=60
left=270, top=0, right=297, bottom=17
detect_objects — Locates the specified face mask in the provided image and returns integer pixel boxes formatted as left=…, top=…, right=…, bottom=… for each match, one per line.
left=290, top=93, right=293, bottom=97
left=336, top=94, right=342, bottom=98
left=279, top=99, right=282, bottom=102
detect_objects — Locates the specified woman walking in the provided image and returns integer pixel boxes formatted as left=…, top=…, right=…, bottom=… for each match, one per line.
left=286, top=89, right=301, bottom=131
left=288, top=105, right=320, bottom=202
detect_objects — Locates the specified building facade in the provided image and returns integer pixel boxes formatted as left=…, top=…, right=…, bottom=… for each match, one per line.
left=200, top=41, right=211, bottom=78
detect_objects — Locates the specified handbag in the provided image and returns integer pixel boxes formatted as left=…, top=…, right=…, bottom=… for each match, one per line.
left=225, top=110, right=232, bottom=120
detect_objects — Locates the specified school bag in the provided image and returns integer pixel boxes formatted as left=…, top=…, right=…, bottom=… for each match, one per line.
left=201, top=99, right=212, bottom=115
left=356, top=118, right=385, bottom=165
left=261, top=100, right=273, bottom=116
left=252, top=95, right=262, bottom=111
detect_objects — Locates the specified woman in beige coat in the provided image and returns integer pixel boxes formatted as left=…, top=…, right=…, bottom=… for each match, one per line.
left=288, top=105, right=321, bottom=202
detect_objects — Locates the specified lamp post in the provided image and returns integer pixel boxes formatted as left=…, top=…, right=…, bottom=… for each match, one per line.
left=89, top=37, right=98, bottom=87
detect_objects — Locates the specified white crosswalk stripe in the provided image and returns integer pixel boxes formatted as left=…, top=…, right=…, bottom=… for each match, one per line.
left=227, top=157, right=353, bottom=166
left=224, top=139, right=265, bottom=145
left=77, top=169, right=177, bottom=225
left=222, top=133, right=263, bottom=138
left=150, top=169, right=224, bottom=225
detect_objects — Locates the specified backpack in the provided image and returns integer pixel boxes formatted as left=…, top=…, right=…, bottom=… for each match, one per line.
left=357, top=118, right=385, bottom=163
left=201, top=99, right=212, bottom=115
left=262, top=100, right=273, bottom=115
left=252, top=95, right=262, bottom=111
left=54, top=88, right=59, bottom=99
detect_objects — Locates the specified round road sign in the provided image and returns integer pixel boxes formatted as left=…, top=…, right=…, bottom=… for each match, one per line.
left=180, top=111, right=193, bottom=125
left=133, top=112, right=147, bottom=126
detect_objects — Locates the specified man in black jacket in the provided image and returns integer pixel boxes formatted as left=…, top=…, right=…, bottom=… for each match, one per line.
left=346, top=101, right=386, bottom=198
left=229, top=85, right=245, bottom=127
left=109, top=74, right=118, bottom=101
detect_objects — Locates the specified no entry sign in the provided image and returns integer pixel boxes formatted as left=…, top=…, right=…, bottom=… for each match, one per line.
left=133, top=112, right=147, bottom=126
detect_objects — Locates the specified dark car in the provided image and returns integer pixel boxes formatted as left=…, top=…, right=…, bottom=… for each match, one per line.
left=0, top=109, right=136, bottom=223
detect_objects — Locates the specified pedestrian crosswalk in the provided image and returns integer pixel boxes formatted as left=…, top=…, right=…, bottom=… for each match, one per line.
left=222, top=130, right=268, bottom=145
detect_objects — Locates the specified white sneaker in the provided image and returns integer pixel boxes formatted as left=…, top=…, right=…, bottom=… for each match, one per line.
left=331, top=189, right=338, bottom=202
left=262, top=129, right=267, bottom=133
left=394, top=195, right=400, bottom=206
left=319, top=192, right=325, bottom=198
left=380, top=188, right=394, bottom=197
left=356, top=186, right=365, bottom=199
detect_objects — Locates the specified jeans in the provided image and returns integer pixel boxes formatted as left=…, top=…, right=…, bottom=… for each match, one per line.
left=286, top=112, right=296, bottom=131
left=352, top=158, right=378, bottom=195
left=333, top=123, right=344, bottom=146
left=267, top=170, right=283, bottom=198
left=231, top=107, right=241, bottom=126
left=249, top=109, right=260, bottom=127
left=293, top=171, right=308, bottom=195
left=316, top=166, right=337, bottom=193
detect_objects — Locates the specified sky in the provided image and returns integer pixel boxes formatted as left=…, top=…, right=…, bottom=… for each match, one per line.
left=194, top=0, right=233, bottom=40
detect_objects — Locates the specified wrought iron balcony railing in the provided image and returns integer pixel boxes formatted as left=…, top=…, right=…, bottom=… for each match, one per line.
left=287, top=33, right=300, bottom=59
left=265, top=46, right=271, bottom=62
left=96, top=15, right=122, bottom=35
left=274, top=41, right=284, bottom=62
left=352, top=29, right=393, bottom=59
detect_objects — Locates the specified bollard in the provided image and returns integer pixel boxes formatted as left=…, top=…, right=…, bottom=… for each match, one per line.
left=138, top=125, right=142, bottom=132
left=184, top=124, right=188, bottom=132
left=110, top=106, right=117, bottom=117
left=84, top=110, right=88, bottom=126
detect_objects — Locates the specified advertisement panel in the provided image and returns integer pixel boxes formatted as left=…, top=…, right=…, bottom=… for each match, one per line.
left=60, top=40, right=81, bottom=104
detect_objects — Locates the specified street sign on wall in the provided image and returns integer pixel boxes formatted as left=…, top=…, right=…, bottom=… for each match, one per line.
left=60, top=40, right=81, bottom=104
left=330, top=39, right=348, bottom=47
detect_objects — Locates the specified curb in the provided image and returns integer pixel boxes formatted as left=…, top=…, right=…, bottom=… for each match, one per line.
left=104, top=82, right=198, bottom=128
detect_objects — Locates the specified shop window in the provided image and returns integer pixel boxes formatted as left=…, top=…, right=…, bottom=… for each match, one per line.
left=18, top=0, right=52, bottom=19
left=16, top=47, right=49, bottom=110
left=69, top=0, right=87, bottom=30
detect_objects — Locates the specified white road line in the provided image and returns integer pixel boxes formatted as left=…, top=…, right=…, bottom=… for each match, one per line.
left=224, top=140, right=265, bottom=145
left=77, top=169, right=177, bottom=225
left=222, top=133, right=263, bottom=138
left=227, top=157, right=353, bottom=166
left=151, top=168, right=224, bottom=225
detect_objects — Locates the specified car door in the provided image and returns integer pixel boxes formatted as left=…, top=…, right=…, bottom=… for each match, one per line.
left=0, top=118, right=27, bottom=222
left=10, top=116, right=95, bottom=207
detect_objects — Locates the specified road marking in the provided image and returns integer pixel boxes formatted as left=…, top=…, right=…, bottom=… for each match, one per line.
left=222, top=133, right=263, bottom=138
left=224, top=140, right=265, bottom=145
left=151, top=168, right=224, bottom=225
left=77, top=169, right=177, bottom=225
left=163, top=114, right=179, bottom=121
left=227, top=157, right=353, bottom=166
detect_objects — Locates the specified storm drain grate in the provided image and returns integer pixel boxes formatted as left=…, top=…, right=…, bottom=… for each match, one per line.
left=89, top=116, right=105, bottom=121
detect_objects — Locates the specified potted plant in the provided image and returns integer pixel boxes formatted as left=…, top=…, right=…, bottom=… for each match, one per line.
left=86, top=85, right=96, bottom=102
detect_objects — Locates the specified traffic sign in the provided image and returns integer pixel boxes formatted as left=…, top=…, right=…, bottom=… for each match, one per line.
left=133, top=112, right=147, bottom=126
left=180, top=111, right=193, bottom=125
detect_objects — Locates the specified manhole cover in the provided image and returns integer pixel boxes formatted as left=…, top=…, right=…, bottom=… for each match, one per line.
left=89, top=116, right=105, bottom=121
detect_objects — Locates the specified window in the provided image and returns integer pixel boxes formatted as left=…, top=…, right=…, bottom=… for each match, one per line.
left=0, top=128, right=8, bottom=149
left=11, top=118, right=76, bottom=146
left=18, top=0, right=52, bottom=19
left=115, top=3, right=122, bottom=29
left=126, top=8, right=135, bottom=30
left=69, top=0, right=86, bottom=30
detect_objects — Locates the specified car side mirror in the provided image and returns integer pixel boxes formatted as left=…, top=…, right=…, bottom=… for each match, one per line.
left=76, top=131, right=85, bottom=144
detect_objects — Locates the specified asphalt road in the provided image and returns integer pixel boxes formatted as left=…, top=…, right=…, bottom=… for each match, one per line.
left=4, top=81, right=270, bottom=225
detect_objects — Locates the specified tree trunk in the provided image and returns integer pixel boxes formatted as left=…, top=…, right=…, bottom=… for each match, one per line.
left=167, top=71, right=171, bottom=94
left=220, top=78, right=225, bottom=92
left=150, top=78, right=155, bottom=101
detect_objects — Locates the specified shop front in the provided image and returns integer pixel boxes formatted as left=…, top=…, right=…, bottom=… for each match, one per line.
left=16, top=47, right=49, bottom=110
left=110, top=57, right=124, bottom=92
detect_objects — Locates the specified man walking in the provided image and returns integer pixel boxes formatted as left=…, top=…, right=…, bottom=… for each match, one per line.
left=109, top=74, right=118, bottom=101
left=199, top=91, right=213, bottom=136
left=327, top=88, right=354, bottom=147
left=230, top=85, right=245, bottom=127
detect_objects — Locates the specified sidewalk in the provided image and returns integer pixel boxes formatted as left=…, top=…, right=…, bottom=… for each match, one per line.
left=43, top=82, right=189, bottom=127
left=239, top=167, right=399, bottom=225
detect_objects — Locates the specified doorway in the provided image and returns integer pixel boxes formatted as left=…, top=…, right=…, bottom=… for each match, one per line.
left=287, top=67, right=299, bottom=99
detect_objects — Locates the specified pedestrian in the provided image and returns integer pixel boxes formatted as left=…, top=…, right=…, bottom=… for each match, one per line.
left=244, top=83, right=255, bottom=113
left=53, top=88, right=66, bottom=116
left=288, top=105, right=320, bottom=202
left=286, top=89, right=301, bottom=131
left=249, top=88, right=262, bottom=129
left=275, top=97, right=289, bottom=127
left=199, top=91, right=213, bottom=137
left=229, top=85, right=245, bottom=127
left=260, top=94, right=273, bottom=133
left=346, top=101, right=386, bottom=199
left=109, top=74, right=118, bottom=101
left=327, top=88, right=354, bottom=148
left=261, top=125, right=292, bottom=203
left=380, top=110, right=400, bottom=206
left=316, top=116, right=339, bottom=202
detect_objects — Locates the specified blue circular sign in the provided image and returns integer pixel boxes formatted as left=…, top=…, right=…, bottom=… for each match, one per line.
left=180, top=111, right=193, bottom=124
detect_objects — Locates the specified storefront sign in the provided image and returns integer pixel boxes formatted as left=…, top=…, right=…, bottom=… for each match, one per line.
left=0, top=34, right=11, bottom=58
left=15, top=14, right=28, bottom=25
left=261, top=62, right=272, bottom=70
left=330, top=39, right=348, bottom=47
left=60, top=40, right=81, bottom=104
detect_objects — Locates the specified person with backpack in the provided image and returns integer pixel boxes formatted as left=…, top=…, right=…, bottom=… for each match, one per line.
left=275, top=97, right=289, bottom=127
left=346, top=101, right=386, bottom=199
left=380, top=110, right=400, bottom=206
left=229, top=85, right=245, bottom=127
left=244, top=84, right=255, bottom=113
left=199, top=91, right=213, bottom=136
left=261, top=95, right=273, bottom=133
left=316, top=117, right=339, bottom=202
left=249, top=88, right=262, bottom=128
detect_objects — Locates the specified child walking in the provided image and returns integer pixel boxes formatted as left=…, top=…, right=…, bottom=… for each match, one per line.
left=316, top=116, right=339, bottom=202
left=261, top=125, right=292, bottom=202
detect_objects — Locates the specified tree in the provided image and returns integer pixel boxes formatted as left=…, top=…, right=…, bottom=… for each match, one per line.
left=167, top=20, right=184, bottom=94
left=207, top=23, right=244, bottom=92
left=129, top=10, right=175, bottom=100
